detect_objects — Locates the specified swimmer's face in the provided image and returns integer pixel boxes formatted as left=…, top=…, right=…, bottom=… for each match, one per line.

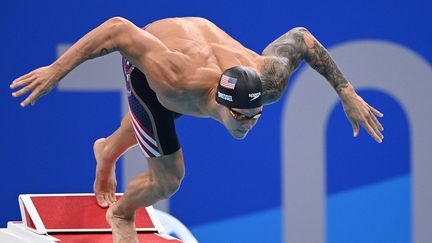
left=224, top=106, right=263, bottom=140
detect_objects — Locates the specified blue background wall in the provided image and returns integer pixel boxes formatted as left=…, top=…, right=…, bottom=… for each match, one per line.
left=2, top=0, right=431, bottom=242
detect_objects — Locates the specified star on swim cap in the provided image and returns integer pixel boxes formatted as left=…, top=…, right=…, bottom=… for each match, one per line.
left=215, top=66, right=263, bottom=109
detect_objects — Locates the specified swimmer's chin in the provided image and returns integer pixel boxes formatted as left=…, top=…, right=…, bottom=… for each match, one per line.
left=230, top=129, right=249, bottom=140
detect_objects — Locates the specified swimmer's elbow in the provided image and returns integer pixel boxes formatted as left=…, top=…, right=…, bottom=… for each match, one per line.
left=261, top=77, right=288, bottom=105
left=106, top=16, right=131, bottom=27
left=290, top=27, right=309, bottom=34
left=103, top=17, right=136, bottom=50
left=262, top=90, right=282, bottom=105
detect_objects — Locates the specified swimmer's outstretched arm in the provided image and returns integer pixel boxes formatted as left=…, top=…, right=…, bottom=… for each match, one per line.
left=261, top=27, right=384, bottom=143
left=10, top=17, right=171, bottom=107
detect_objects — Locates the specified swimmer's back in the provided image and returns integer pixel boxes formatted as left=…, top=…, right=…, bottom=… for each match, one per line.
left=144, top=17, right=244, bottom=51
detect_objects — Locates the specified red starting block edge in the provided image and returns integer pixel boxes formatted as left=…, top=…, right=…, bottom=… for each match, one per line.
left=1, top=222, right=183, bottom=243
left=0, top=194, right=183, bottom=243
left=18, top=193, right=164, bottom=235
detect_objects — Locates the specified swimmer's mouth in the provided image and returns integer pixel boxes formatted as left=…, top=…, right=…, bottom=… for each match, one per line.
left=236, top=128, right=248, bottom=133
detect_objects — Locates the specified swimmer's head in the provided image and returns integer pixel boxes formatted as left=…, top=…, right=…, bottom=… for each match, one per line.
left=215, top=66, right=263, bottom=109
left=224, top=106, right=263, bottom=139
left=216, top=66, right=263, bottom=139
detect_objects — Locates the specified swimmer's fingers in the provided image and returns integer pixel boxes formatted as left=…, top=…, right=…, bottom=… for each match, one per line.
left=10, top=75, right=37, bottom=89
left=349, top=119, right=360, bottom=137
left=21, top=86, right=46, bottom=107
left=368, top=104, right=384, bottom=118
left=20, top=79, right=55, bottom=107
left=368, top=104, right=384, bottom=132
left=11, top=80, right=38, bottom=98
left=366, top=114, right=383, bottom=141
left=11, top=65, right=60, bottom=107
left=353, top=103, right=383, bottom=143
left=369, top=109, right=384, bottom=132
left=360, top=115, right=383, bottom=143
left=10, top=71, right=35, bottom=88
left=341, top=91, right=384, bottom=143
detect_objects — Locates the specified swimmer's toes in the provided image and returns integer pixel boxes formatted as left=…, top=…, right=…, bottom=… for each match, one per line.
left=96, top=193, right=109, bottom=208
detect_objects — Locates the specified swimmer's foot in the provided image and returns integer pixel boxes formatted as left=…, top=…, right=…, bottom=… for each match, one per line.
left=106, top=204, right=139, bottom=243
left=94, top=138, right=117, bottom=208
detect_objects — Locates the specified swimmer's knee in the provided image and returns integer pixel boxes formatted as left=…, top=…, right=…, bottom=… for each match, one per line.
left=153, top=157, right=185, bottom=199
left=124, top=172, right=181, bottom=200
left=155, top=173, right=183, bottom=199
left=145, top=150, right=185, bottom=199
left=157, top=164, right=184, bottom=199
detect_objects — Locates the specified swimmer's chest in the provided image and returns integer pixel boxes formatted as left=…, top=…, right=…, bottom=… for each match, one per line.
left=153, top=74, right=216, bottom=118
left=156, top=91, right=212, bottom=118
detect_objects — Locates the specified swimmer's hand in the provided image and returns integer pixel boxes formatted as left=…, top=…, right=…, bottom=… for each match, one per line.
left=10, top=64, right=64, bottom=107
left=339, top=83, right=384, bottom=143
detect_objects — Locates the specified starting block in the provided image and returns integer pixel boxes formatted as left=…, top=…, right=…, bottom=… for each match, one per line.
left=0, top=194, right=183, bottom=242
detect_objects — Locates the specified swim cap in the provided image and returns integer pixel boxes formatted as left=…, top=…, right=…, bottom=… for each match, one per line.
left=215, top=66, right=263, bottom=109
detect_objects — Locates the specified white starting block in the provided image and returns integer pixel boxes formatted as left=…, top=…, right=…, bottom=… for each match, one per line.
left=0, top=194, right=183, bottom=242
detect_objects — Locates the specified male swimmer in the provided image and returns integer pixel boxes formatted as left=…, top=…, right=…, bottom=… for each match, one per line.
left=10, top=17, right=383, bottom=243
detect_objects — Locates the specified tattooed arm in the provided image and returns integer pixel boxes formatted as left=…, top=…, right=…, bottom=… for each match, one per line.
left=261, top=27, right=384, bottom=142
left=10, top=17, right=168, bottom=107
left=261, top=27, right=350, bottom=102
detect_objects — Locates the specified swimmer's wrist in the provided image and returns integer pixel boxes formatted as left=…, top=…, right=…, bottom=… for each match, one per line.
left=337, top=82, right=356, bottom=100
left=50, top=62, right=69, bottom=80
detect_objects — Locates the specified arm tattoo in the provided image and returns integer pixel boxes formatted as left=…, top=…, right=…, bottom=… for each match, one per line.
left=260, top=56, right=290, bottom=104
left=302, top=31, right=349, bottom=92
left=261, top=27, right=348, bottom=104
